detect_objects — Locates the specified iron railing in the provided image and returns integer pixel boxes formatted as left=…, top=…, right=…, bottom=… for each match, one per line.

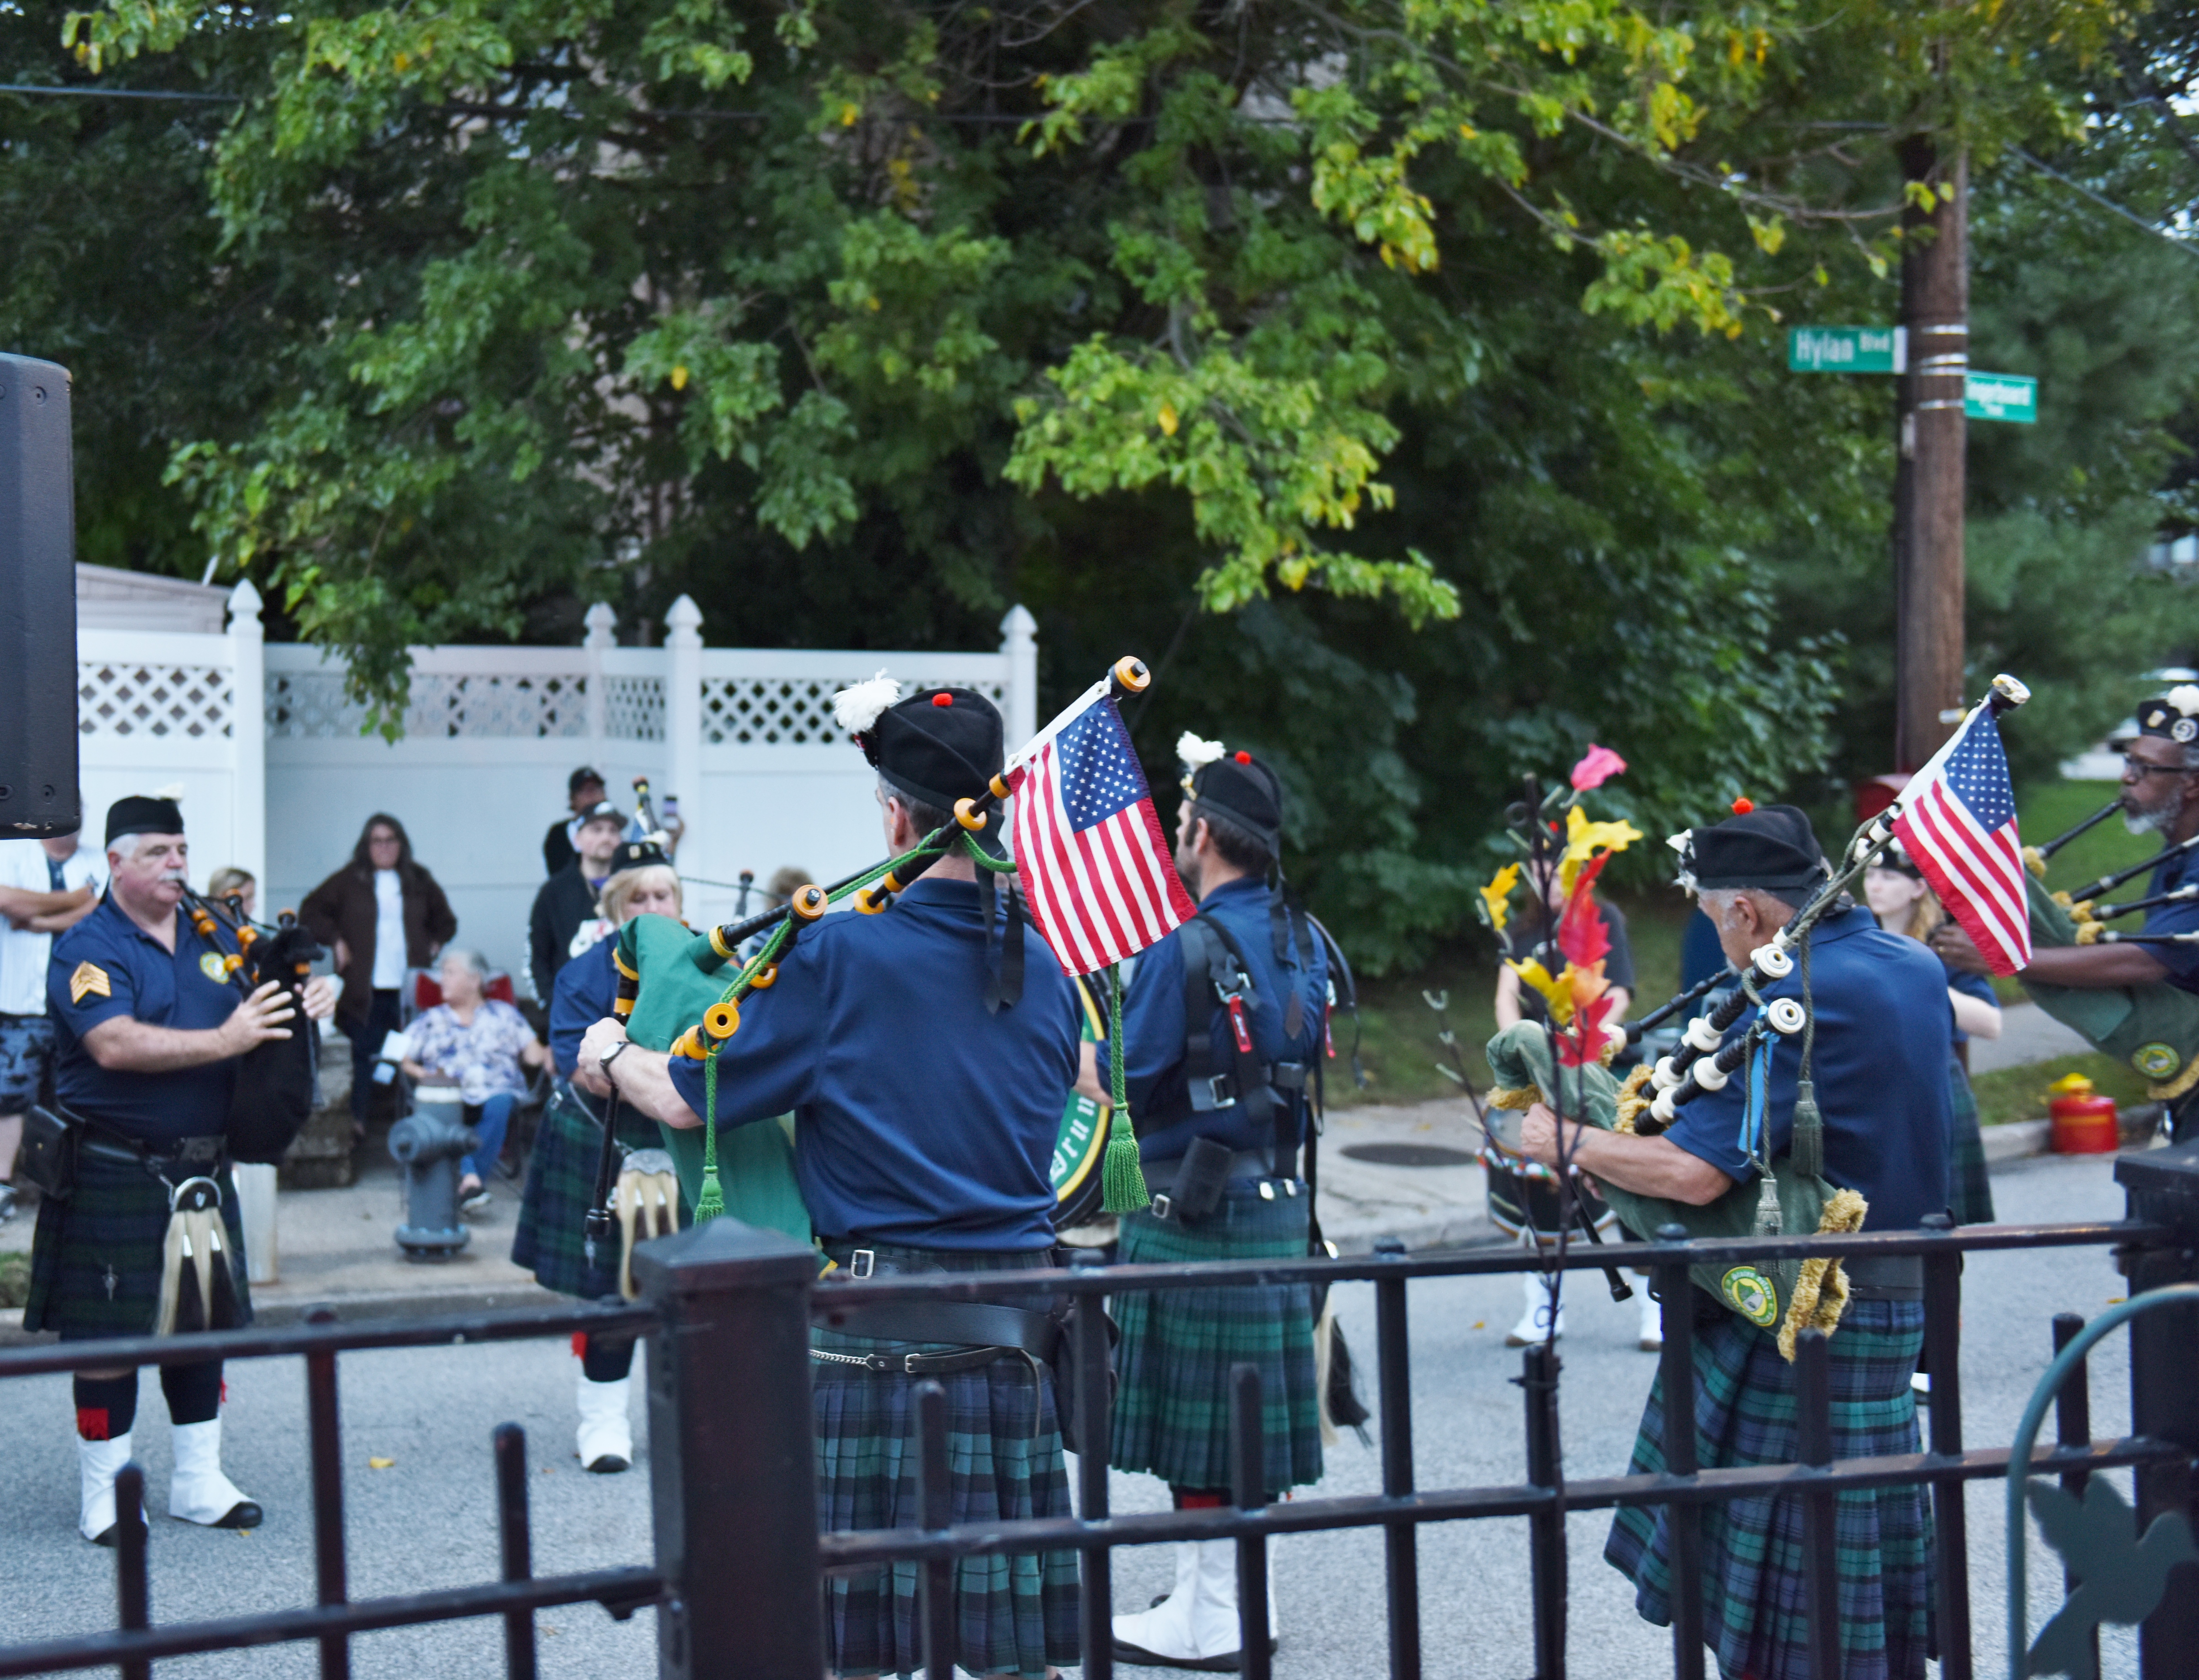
left=3, top=1144, right=2198, bottom=1679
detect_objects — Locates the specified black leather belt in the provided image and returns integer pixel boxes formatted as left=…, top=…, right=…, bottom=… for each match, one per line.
left=1843, top=1254, right=1925, bottom=1300
left=79, top=1130, right=226, bottom=1171
left=812, top=1244, right=1059, bottom=1375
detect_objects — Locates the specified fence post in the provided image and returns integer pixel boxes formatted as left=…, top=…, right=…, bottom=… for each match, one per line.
left=999, top=605, right=1038, bottom=752
left=632, top=1214, right=823, bottom=1680
left=2114, top=1143, right=2199, bottom=1680
left=584, top=601, right=615, bottom=746
left=666, top=596, right=704, bottom=817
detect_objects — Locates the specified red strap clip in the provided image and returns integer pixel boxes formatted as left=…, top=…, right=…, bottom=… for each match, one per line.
left=1225, top=994, right=1254, bottom=1055
left=1325, top=1017, right=1336, bottom=1059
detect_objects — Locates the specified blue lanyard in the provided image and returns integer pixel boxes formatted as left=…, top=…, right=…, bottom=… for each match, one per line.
left=1737, top=1006, right=1774, bottom=1164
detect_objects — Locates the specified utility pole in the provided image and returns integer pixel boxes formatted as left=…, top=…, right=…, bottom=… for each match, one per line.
left=1892, top=137, right=1969, bottom=772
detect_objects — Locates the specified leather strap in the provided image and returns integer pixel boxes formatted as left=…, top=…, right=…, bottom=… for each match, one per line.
left=817, top=1300, right=1059, bottom=1359
left=1842, top=1253, right=1925, bottom=1300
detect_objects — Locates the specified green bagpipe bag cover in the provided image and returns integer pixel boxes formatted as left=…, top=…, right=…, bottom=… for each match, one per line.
left=1483, top=1022, right=1867, bottom=1360
left=615, top=916, right=811, bottom=1245
left=2021, top=871, right=2199, bottom=1092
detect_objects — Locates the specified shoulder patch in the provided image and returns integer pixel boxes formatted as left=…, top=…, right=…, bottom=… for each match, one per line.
left=68, top=961, right=112, bottom=1005
left=198, top=952, right=229, bottom=983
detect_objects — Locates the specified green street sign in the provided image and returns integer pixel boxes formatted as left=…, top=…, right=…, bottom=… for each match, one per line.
left=1966, top=371, right=2037, bottom=424
left=1788, top=326, right=1906, bottom=374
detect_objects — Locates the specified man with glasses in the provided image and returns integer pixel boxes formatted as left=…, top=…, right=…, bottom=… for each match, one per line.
left=1937, top=688, right=2199, bottom=1140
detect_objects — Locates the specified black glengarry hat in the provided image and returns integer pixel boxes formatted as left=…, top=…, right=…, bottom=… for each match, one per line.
left=834, top=674, right=1004, bottom=810
left=1178, top=734, right=1282, bottom=850
left=1674, top=803, right=1828, bottom=893
left=2135, top=686, right=2199, bottom=745
left=105, top=794, right=184, bottom=844
left=609, top=837, right=670, bottom=873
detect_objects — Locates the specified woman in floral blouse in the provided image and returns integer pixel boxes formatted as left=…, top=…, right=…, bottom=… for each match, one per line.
left=401, top=949, right=550, bottom=1211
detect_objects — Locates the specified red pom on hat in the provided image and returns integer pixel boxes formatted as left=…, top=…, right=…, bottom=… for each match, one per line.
left=1233, top=750, right=1251, bottom=764
left=1732, top=796, right=1755, bottom=815
left=932, top=692, right=953, bottom=707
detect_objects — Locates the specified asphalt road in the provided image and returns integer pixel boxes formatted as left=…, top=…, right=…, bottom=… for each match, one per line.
left=0, top=1150, right=2146, bottom=1679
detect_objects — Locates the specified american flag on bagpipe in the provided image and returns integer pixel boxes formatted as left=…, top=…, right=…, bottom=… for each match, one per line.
left=1003, top=682, right=1197, bottom=976
left=1893, top=700, right=2032, bottom=976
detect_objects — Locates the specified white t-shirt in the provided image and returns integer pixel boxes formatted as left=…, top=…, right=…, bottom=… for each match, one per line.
left=0, top=840, right=111, bottom=1016
left=371, top=869, right=407, bottom=989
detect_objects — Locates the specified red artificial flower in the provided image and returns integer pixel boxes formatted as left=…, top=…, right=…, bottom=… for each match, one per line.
left=1570, top=744, right=1627, bottom=791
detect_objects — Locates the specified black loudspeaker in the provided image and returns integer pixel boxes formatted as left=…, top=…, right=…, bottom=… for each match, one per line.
left=0, top=353, right=79, bottom=840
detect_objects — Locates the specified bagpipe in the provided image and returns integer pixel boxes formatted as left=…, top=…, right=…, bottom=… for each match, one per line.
left=582, top=660, right=1152, bottom=1264
left=1482, top=675, right=2034, bottom=1354
left=2010, top=807, right=2199, bottom=1095
left=178, top=885, right=326, bottom=1166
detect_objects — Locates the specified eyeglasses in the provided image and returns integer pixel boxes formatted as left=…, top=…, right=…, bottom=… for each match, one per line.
left=2122, top=755, right=2195, bottom=777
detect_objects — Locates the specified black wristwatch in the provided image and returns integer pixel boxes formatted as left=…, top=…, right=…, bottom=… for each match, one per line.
left=598, top=1038, right=633, bottom=1084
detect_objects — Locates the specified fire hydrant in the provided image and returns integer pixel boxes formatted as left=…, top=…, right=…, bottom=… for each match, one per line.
left=389, top=1086, right=478, bottom=1258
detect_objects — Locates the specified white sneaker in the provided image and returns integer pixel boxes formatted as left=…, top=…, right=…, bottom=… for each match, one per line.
left=169, top=1418, right=262, bottom=1528
left=79, top=1433, right=137, bottom=1544
left=1505, top=1273, right=1565, bottom=1347
left=1112, top=1538, right=1272, bottom=1670
left=1638, top=1282, right=1664, bottom=1352
left=576, top=1372, right=634, bottom=1472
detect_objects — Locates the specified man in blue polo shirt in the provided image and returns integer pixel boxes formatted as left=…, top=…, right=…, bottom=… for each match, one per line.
left=26, top=795, right=336, bottom=1545
left=1937, top=687, right=2199, bottom=1142
left=1521, top=805, right=1949, bottom=1680
left=1105, top=737, right=1328, bottom=1672
left=576, top=681, right=1083, bottom=1680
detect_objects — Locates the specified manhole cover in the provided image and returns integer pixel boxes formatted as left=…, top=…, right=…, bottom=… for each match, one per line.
left=1338, top=1143, right=1477, bottom=1168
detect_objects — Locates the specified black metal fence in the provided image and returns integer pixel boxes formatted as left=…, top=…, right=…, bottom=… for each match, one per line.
left=5, top=1144, right=2199, bottom=1680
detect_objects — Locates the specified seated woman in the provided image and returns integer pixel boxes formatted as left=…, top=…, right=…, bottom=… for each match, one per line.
left=400, top=949, right=550, bottom=1211
left=511, top=840, right=685, bottom=1473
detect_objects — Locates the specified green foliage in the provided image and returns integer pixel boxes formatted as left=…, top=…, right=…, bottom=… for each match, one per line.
left=6, top=0, right=2190, bottom=970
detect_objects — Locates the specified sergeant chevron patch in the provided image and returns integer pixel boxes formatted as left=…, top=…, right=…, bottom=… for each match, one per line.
left=69, top=961, right=112, bottom=1004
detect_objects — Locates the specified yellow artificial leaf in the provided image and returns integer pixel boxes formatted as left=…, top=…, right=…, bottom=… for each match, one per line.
left=1158, top=403, right=1179, bottom=436
left=670, top=365, right=689, bottom=390
left=1480, top=863, right=1521, bottom=933
left=840, top=103, right=860, bottom=126
left=1508, top=957, right=1576, bottom=1025
left=1559, top=805, right=1644, bottom=894
left=368, top=1457, right=394, bottom=1470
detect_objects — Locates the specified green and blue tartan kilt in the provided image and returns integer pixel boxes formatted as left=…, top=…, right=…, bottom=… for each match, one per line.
left=510, top=1084, right=684, bottom=1300
left=812, top=1245, right=1079, bottom=1679
left=1111, top=1188, right=1323, bottom=1495
left=1947, top=1059, right=1996, bottom=1227
left=24, top=1146, right=252, bottom=1340
left=1605, top=1299, right=1934, bottom=1680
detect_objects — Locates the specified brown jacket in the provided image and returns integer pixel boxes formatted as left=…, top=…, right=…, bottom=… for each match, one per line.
left=300, top=861, right=459, bottom=1022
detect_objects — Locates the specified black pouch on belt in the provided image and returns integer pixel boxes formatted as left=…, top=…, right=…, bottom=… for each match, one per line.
left=1165, top=1135, right=1235, bottom=1223
left=19, top=1104, right=78, bottom=1202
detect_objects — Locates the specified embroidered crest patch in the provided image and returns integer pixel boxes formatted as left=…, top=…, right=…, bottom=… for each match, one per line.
left=198, top=952, right=228, bottom=983
left=68, top=961, right=112, bottom=1005
left=2134, top=1041, right=2182, bottom=1081
left=1720, top=1265, right=1779, bottom=1328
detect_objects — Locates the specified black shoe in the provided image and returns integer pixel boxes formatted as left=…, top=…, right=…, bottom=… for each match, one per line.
left=583, top=1453, right=630, bottom=1475
left=213, top=1500, right=263, bottom=1530
left=1112, top=1638, right=1276, bottom=1672
left=90, top=1525, right=117, bottom=1548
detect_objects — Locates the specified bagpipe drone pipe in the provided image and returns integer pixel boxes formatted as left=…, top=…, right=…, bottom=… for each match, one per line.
left=583, top=663, right=1151, bottom=1257
left=179, top=887, right=326, bottom=1166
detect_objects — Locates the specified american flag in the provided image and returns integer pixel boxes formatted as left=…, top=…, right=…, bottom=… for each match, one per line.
left=1005, top=687, right=1197, bottom=976
left=1893, top=703, right=2032, bottom=975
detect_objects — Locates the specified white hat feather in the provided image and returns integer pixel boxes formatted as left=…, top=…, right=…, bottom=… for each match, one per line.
left=832, top=671, right=902, bottom=735
left=152, top=783, right=187, bottom=801
left=2169, top=684, right=2199, bottom=718
left=1177, top=732, right=1226, bottom=771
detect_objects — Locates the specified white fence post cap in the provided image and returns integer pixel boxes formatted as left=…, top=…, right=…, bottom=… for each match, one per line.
left=226, top=578, right=264, bottom=632
left=583, top=601, right=617, bottom=648
left=667, top=595, right=704, bottom=640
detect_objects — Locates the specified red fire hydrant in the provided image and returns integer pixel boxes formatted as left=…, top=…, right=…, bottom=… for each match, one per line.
left=2047, top=1074, right=2119, bottom=1155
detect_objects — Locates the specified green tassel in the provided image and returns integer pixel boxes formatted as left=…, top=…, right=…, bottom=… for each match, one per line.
left=1099, top=964, right=1149, bottom=1214
left=1790, top=1077, right=1823, bottom=1180
left=693, top=1049, right=726, bottom=1224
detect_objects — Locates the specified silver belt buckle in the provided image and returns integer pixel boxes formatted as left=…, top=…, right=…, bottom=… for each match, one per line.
left=850, top=1248, right=875, bottom=1280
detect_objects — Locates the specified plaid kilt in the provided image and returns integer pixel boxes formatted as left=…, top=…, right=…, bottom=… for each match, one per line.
left=24, top=1146, right=252, bottom=1339
left=510, top=1084, right=684, bottom=1300
left=813, top=1245, right=1078, bottom=1679
left=1606, top=1300, right=1933, bottom=1680
left=1947, top=1060, right=1995, bottom=1226
left=1111, top=1188, right=1323, bottom=1495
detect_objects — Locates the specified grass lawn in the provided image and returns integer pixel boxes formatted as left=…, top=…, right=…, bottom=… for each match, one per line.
left=1969, top=1051, right=2150, bottom=1128
left=0, top=1251, right=26, bottom=1310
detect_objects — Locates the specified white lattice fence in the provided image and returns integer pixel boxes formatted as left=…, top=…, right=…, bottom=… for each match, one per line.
left=269, top=671, right=592, bottom=739
left=698, top=672, right=1011, bottom=746
left=78, top=660, right=234, bottom=740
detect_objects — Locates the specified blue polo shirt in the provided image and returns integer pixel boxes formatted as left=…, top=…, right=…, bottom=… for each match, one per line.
left=1659, top=904, right=1952, bottom=1230
left=2138, top=845, right=2199, bottom=994
left=551, top=935, right=620, bottom=1078
left=666, top=878, right=1081, bottom=1251
left=1113, top=875, right=1329, bottom=1166
left=47, top=894, right=245, bottom=1141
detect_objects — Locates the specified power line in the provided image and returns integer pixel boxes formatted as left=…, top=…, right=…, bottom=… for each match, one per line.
left=2011, top=145, right=2199, bottom=260
left=0, top=82, right=240, bottom=102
